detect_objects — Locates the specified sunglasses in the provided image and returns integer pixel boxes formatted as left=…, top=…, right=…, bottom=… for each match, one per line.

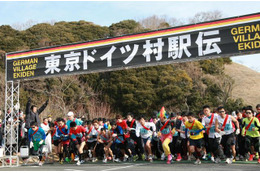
left=31, top=126, right=37, bottom=129
left=246, top=112, right=252, bottom=114
left=219, top=111, right=225, bottom=113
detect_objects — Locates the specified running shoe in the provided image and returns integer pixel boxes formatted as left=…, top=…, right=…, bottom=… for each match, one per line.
left=194, top=159, right=201, bottom=165
left=141, top=154, right=145, bottom=161
left=123, top=155, right=129, bottom=162
left=148, top=155, right=153, bottom=162
left=249, top=154, right=254, bottom=161
left=176, top=153, right=182, bottom=162
left=239, top=155, right=244, bottom=161
left=214, top=157, right=221, bottom=164
left=256, top=152, right=259, bottom=159
left=59, top=160, right=63, bottom=164
left=114, top=158, right=121, bottom=163
left=202, top=154, right=207, bottom=160
left=38, top=161, right=43, bottom=166
left=211, top=156, right=215, bottom=162
left=161, top=153, right=165, bottom=160
left=188, top=155, right=191, bottom=161
left=167, top=154, right=172, bottom=164
left=74, top=155, right=79, bottom=161
left=80, top=160, right=85, bottom=164
left=133, top=155, right=139, bottom=162
left=76, top=160, right=81, bottom=166
left=65, top=157, right=71, bottom=163
left=103, top=158, right=107, bottom=163
left=226, top=158, right=232, bottom=164
left=92, top=158, right=98, bottom=162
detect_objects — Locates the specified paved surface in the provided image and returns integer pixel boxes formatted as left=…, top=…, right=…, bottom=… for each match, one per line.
left=0, top=160, right=259, bottom=171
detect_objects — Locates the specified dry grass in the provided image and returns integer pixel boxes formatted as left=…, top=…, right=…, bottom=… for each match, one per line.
left=224, top=62, right=260, bottom=107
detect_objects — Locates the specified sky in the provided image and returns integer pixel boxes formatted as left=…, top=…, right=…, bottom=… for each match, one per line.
left=0, top=1, right=259, bottom=72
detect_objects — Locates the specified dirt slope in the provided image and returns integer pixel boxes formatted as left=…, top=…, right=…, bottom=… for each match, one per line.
left=224, top=62, right=260, bottom=107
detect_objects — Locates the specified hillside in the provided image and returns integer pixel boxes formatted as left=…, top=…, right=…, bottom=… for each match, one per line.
left=224, top=62, right=260, bottom=107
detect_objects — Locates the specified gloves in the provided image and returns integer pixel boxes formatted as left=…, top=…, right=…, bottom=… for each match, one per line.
left=30, top=141, right=33, bottom=148
left=39, top=140, right=44, bottom=145
left=112, top=134, right=117, bottom=138
left=235, top=129, right=240, bottom=135
left=219, top=131, right=226, bottom=136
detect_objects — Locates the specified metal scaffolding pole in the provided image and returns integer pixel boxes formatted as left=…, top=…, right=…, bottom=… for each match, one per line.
left=1, top=81, right=20, bottom=167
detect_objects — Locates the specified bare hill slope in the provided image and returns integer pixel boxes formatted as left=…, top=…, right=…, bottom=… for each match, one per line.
left=224, top=62, right=260, bottom=107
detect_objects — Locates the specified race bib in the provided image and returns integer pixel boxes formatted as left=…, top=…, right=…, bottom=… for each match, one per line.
left=161, top=128, right=170, bottom=134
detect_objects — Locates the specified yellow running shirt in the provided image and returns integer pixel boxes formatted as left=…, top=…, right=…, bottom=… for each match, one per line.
left=185, top=120, right=204, bottom=140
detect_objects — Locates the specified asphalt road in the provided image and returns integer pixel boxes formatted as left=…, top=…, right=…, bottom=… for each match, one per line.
left=0, top=160, right=259, bottom=171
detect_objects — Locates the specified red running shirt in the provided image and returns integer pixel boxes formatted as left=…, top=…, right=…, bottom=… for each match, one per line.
left=69, top=125, right=86, bottom=137
left=117, top=120, right=128, bottom=130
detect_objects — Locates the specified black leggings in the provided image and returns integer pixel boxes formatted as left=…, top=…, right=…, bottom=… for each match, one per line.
left=130, top=133, right=144, bottom=155
left=237, top=134, right=245, bottom=156
left=221, top=133, right=235, bottom=158
left=180, top=138, right=188, bottom=158
left=208, top=137, right=224, bottom=158
left=170, top=136, right=181, bottom=155
left=245, top=136, right=260, bottom=154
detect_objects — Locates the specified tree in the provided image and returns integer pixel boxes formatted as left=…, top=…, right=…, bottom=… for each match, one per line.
left=138, top=15, right=182, bottom=30
left=188, top=10, right=223, bottom=24
left=109, top=20, right=146, bottom=37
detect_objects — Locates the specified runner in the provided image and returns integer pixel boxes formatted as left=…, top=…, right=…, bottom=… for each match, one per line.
left=236, top=110, right=246, bottom=160
left=202, top=105, right=223, bottom=163
left=136, top=115, right=156, bottom=162
left=171, top=112, right=182, bottom=162
left=28, top=122, right=46, bottom=166
left=110, top=120, right=127, bottom=162
left=66, top=111, right=83, bottom=130
left=126, top=112, right=142, bottom=161
left=92, top=120, right=102, bottom=162
left=185, top=112, right=205, bottom=165
left=150, top=116, right=162, bottom=160
left=242, top=107, right=260, bottom=163
left=155, top=107, right=176, bottom=164
left=176, top=113, right=189, bottom=160
left=85, top=120, right=98, bottom=162
left=97, top=128, right=113, bottom=163
left=54, top=117, right=70, bottom=164
left=69, top=121, right=86, bottom=165
left=215, top=106, right=240, bottom=164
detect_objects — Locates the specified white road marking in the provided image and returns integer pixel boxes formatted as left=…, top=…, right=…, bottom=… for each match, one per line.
left=101, top=164, right=145, bottom=171
left=64, top=169, right=84, bottom=171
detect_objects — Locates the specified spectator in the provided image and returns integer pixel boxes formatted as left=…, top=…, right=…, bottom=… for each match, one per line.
left=47, top=115, right=53, bottom=126
left=25, top=97, right=49, bottom=129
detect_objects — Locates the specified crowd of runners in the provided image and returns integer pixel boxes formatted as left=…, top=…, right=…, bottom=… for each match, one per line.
left=1, top=98, right=260, bottom=166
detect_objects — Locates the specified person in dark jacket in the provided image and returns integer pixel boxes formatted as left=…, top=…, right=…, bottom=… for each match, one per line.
left=25, top=97, right=49, bottom=129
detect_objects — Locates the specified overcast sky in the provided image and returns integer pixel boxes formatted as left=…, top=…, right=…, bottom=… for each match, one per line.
left=0, top=1, right=259, bottom=72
